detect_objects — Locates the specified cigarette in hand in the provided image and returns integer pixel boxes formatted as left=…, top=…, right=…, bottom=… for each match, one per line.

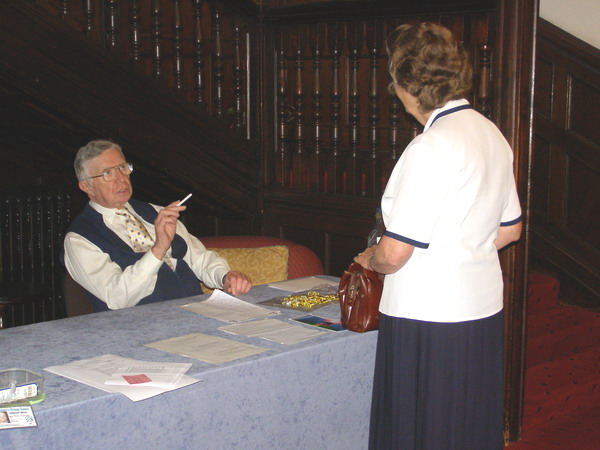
left=177, top=193, right=192, bottom=206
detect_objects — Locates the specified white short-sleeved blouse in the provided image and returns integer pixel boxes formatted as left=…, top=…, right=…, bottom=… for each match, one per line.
left=379, top=99, right=522, bottom=322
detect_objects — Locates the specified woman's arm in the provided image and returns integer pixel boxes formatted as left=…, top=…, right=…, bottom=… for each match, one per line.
left=494, top=221, right=522, bottom=251
left=354, top=235, right=414, bottom=275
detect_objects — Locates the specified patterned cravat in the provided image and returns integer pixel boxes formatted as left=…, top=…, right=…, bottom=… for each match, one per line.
left=116, top=207, right=175, bottom=270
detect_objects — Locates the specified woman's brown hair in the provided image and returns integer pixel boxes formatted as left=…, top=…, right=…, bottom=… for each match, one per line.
left=387, top=22, right=472, bottom=113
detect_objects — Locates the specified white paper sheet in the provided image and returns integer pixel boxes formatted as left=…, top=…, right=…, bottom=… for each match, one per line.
left=44, top=355, right=200, bottom=402
left=145, top=332, right=267, bottom=364
left=179, top=289, right=280, bottom=322
left=219, top=318, right=326, bottom=345
left=104, top=362, right=192, bottom=387
left=267, top=277, right=339, bottom=292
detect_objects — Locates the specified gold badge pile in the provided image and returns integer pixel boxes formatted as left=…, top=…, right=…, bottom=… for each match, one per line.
left=281, top=290, right=338, bottom=309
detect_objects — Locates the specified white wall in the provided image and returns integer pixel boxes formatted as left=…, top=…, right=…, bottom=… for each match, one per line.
left=540, top=0, right=600, bottom=49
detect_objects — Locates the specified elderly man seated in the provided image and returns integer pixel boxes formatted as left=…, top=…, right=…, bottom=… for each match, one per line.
left=63, top=139, right=251, bottom=312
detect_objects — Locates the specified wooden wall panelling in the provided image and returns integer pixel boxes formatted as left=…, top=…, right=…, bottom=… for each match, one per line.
left=0, top=187, right=72, bottom=326
left=261, top=191, right=376, bottom=275
left=532, top=19, right=600, bottom=307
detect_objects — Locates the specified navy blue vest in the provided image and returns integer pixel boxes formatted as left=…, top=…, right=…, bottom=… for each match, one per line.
left=66, top=199, right=202, bottom=312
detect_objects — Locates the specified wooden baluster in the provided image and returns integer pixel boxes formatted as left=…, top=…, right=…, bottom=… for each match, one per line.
left=386, top=30, right=402, bottom=197
left=276, top=28, right=289, bottom=187
left=151, top=0, right=162, bottom=79
left=192, top=0, right=206, bottom=110
left=105, top=0, right=119, bottom=49
left=293, top=26, right=306, bottom=189
left=472, top=16, right=493, bottom=118
left=60, top=0, right=69, bottom=17
left=129, top=0, right=141, bottom=62
left=245, top=31, right=252, bottom=140
left=328, top=22, right=343, bottom=194
left=410, top=121, right=419, bottom=140
left=212, top=5, right=225, bottom=117
left=309, top=23, right=324, bottom=192
left=367, top=21, right=381, bottom=198
left=347, top=21, right=363, bottom=196
left=389, top=91, right=401, bottom=161
left=477, top=43, right=492, bottom=118
left=381, top=174, right=388, bottom=194
left=233, top=22, right=245, bottom=133
left=84, top=0, right=95, bottom=36
left=172, top=0, right=184, bottom=93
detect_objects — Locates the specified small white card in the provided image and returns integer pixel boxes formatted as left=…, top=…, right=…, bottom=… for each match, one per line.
left=0, top=406, right=37, bottom=429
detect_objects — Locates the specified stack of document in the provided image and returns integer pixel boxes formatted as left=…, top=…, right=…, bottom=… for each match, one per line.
left=45, top=354, right=200, bottom=402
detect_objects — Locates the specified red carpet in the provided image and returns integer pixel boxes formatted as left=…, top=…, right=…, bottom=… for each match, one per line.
left=506, top=273, right=600, bottom=448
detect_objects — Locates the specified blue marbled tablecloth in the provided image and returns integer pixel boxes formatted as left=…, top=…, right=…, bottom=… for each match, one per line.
left=1, top=277, right=376, bottom=450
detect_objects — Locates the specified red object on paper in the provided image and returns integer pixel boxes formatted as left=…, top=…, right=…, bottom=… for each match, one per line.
left=122, top=374, right=152, bottom=384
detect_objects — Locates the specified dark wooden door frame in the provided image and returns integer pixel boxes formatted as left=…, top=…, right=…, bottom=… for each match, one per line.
left=494, top=0, right=537, bottom=442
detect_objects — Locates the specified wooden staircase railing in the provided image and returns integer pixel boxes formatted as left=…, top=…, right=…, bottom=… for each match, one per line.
left=1, top=0, right=260, bottom=218
left=30, top=0, right=261, bottom=140
left=27, top=0, right=499, bottom=202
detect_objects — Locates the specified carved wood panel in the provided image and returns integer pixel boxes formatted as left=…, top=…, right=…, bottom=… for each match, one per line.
left=532, top=19, right=600, bottom=307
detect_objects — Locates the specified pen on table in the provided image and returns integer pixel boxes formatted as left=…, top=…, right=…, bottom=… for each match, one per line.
left=177, top=193, right=192, bottom=206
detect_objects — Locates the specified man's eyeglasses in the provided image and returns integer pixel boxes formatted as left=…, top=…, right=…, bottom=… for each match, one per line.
left=84, top=163, right=133, bottom=182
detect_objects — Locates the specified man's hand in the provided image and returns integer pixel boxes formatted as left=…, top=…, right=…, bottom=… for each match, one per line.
left=151, top=201, right=186, bottom=260
left=223, top=270, right=252, bottom=296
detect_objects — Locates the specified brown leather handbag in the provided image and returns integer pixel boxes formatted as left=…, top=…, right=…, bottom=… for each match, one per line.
left=338, top=262, right=383, bottom=333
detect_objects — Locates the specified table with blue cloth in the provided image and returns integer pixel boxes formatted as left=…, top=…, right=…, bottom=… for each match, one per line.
left=1, top=277, right=376, bottom=450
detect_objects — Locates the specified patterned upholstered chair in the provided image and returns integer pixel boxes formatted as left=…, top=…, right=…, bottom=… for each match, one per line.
left=199, top=235, right=325, bottom=287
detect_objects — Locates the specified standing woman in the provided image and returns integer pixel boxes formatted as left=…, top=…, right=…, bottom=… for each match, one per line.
left=354, top=23, right=522, bottom=449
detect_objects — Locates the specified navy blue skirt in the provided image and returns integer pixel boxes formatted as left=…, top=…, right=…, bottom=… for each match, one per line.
left=369, top=311, right=504, bottom=450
